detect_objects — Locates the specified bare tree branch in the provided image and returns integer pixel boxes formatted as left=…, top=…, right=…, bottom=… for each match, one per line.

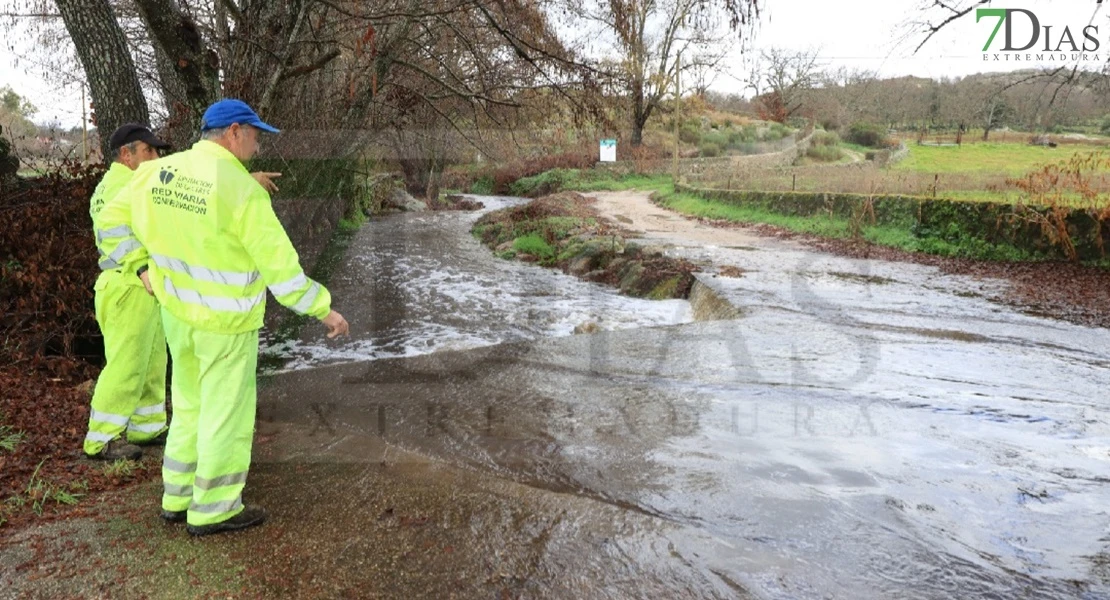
left=915, top=0, right=991, bottom=53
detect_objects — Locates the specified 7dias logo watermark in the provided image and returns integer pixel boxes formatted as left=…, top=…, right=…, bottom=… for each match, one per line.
left=977, top=7, right=1102, bottom=62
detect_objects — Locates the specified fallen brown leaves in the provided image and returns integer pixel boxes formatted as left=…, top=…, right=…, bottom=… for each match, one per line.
left=1, top=169, right=158, bottom=530
left=0, top=366, right=159, bottom=529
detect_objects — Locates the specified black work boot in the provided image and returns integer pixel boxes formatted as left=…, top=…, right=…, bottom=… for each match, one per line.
left=160, top=509, right=187, bottom=523
left=186, top=506, right=267, bottom=537
left=85, top=438, right=142, bottom=461
left=133, top=429, right=168, bottom=447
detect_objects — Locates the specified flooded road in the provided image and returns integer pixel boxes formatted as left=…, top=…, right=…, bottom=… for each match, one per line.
left=263, top=196, right=692, bottom=371
left=259, top=193, right=1110, bottom=599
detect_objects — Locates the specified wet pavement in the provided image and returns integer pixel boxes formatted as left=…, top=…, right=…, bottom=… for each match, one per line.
left=254, top=193, right=1110, bottom=599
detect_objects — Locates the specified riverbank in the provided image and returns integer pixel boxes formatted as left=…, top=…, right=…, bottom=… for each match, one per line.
left=471, top=191, right=698, bottom=300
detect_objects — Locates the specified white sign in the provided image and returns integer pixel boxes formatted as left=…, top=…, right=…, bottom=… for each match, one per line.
left=599, top=139, right=617, bottom=162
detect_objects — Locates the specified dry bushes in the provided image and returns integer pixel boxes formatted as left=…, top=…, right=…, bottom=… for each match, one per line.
left=1008, top=153, right=1110, bottom=261
left=0, top=166, right=164, bottom=529
left=1, top=164, right=104, bottom=380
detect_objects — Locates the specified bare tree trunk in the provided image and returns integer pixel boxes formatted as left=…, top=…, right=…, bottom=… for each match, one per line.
left=983, top=102, right=996, bottom=141
left=54, top=0, right=149, bottom=160
left=133, top=0, right=221, bottom=139
left=631, top=80, right=645, bottom=146
left=153, top=43, right=195, bottom=151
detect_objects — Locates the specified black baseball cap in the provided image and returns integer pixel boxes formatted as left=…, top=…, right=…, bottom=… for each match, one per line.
left=108, top=123, right=171, bottom=152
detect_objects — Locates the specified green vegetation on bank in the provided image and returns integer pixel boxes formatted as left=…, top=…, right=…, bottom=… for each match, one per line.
left=509, top=169, right=672, bottom=197
left=650, top=186, right=1037, bottom=262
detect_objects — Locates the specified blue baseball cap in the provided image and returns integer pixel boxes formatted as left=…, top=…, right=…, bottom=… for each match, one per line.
left=200, top=99, right=280, bottom=133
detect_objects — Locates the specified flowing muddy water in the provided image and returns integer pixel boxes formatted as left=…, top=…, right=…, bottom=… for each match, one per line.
left=262, top=196, right=692, bottom=371
left=261, top=193, right=1110, bottom=599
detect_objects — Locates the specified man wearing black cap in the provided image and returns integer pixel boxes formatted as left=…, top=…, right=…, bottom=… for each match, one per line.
left=84, top=123, right=172, bottom=461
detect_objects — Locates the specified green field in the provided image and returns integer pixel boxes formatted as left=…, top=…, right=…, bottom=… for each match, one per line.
left=894, top=143, right=1097, bottom=175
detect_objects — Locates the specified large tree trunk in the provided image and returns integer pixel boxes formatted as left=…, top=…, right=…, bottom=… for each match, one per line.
left=133, top=0, right=221, bottom=141
left=153, top=42, right=195, bottom=151
left=54, top=0, right=149, bottom=161
left=630, top=80, right=645, bottom=147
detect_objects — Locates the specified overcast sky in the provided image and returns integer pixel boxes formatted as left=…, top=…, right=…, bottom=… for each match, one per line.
left=0, top=0, right=1103, bottom=128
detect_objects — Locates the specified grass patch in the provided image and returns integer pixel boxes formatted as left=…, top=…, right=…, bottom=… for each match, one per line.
left=98, top=508, right=249, bottom=595
left=468, top=195, right=594, bottom=249
left=4, top=460, right=87, bottom=518
left=0, top=424, right=24, bottom=452
left=102, top=459, right=136, bottom=478
left=565, top=171, right=673, bottom=193
left=653, top=185, right=1037, bottom=261
left=512, top=234, right=556, bottom=262
left=473, top=192, right=697, bottom=299
left=895, top=143, right=1091, bottom=175
left=510, top=168, right=673, bottom=196
left=840, top=141, right=874, bottom=154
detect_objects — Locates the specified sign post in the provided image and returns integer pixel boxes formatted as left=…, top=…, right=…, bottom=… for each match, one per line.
left=599, top=139, right=617, bottom=162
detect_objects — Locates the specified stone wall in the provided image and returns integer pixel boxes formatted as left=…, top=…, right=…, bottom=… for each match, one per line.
left=867, top=142, right=910, bottom=168
left=272, top=195, right=349, bottom=273
left=595, top=128, right=815, bottom=177
left=675, top=183, right=1110, bottom=261
left=263, top=194, right=351, bottom=331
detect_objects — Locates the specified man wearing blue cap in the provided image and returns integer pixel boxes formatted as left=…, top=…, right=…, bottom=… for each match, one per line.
left=97, top=99, right=349, bottom=536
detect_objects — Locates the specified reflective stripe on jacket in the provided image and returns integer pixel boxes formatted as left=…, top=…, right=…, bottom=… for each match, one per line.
left=90, top=162, right=145, bottom=288
left=99, top=140, right=331, bottom=333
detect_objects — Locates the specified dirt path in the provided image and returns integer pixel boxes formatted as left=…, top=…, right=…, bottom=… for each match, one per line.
left=585, top=190, right=772, bottom=248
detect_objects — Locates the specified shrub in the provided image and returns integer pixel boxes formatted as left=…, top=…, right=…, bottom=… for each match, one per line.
left=701, top=130, right=728, bottom=148
left=699, top=142, right=721, bottom=157
left=812, top=130, right=840, bottom=147
left=768, top=122, right=790, bottom=140
left=846, top=122, right=889, bottom=148
left=679, top=125, right=701, bottom=144
left=1100, top=115, right=1110, bottom=135
left=489, top=150, right=593, bottom=194
left=510, top=169, right=571, bottom=197
left=806, top=145, right=843, bottom=162
left=1, top=163, right=106, bottom=376
left=470, top=174, right=494, bottom=195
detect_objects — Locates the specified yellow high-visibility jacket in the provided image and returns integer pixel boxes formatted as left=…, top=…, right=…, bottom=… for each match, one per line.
left=97, top=140, right=332, bottom=334
left=90, top=162, right=144, bottom=289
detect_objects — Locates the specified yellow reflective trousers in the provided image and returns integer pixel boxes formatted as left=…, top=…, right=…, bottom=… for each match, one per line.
left=84, top=271, right=168, bottom=454
left=159, top=308, right=258, bottom=526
